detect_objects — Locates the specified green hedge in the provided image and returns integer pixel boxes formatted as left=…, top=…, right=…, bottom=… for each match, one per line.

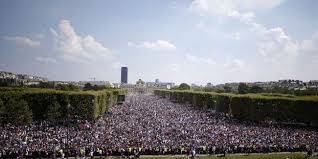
left=154, top=90, right=318, bottom=126
left=0, top=87, right=127, bottom=124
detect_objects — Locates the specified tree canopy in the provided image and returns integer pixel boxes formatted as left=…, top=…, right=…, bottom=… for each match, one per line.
left=238, top=83, right=249, bottom=94
left=178, top=83, right=191, bottom=90
left=5, top=99, right=33, bottom=124
left=46, top=101, right=61, bottom=123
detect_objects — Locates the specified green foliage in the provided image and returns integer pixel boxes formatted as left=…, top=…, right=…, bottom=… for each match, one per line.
left=46, top=101, right=61, bottom=123
left=55, top=84, right=80, bottom=91
left=83, top=83, right=112, bottom=91
left=223, top=86, right=232, bottom=93
left=178, top=83, right=191, bottom=90
left=260, top=93, right=295, bottom=98
left=0, top=87, right=127, bottom=124
left=202, top=87, right=226, bottom=93
left=0, top=78, right=23, bottom=87
left=5, top=99, right=33, bottom=124
left=249, top=85, right=264, bottom=93
left=0, top=99, right=3, bottom=112
left=27, top=81, right=55, bottom=89
left=265, top=86, right=318, bottom=96
left=238, top=83, right=249, bottom=94
left=0, top=99, right=4, bottom=122
left=154, top=89, right=318, bottom=126
left=83, top=83, right=93, bottom=90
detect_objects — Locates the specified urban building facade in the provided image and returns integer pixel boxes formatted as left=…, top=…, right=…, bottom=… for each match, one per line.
left=0, top=71, right=47, bottom=86
left=121, top=67, right=128, bottom=84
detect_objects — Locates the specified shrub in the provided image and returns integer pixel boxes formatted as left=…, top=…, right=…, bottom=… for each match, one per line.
left=154, top=89, right=318, bottom=126
left=0, top=87, right=127, bottom=124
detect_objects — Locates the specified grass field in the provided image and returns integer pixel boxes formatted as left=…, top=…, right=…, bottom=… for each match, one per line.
left=106, top=153, right=318, bottom=159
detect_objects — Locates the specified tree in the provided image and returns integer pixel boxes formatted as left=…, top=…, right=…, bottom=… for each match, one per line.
left=56, top=84, right=79, bottom=91
left=84, top=83, right=109, bottom=91
left=249, top=85, right=264, bottom=93
left=215, top=89, right=225, bottom=93
left=179, top=83, right=190, bottom=90
left=6, top=99, right=33, bottom=124
left=46, top=101, right=61, bottom=123
left=92, top=85, right=99, bottom=91
left=0, top=99, right=4, bottom=122
left=238, top=83, right=249, bottom=94
left=224, top=86, right=232, bottom=93
left=0, top=99, right=3, bottom=113
left=29, top=81, right=55, bottom=88
left=83, top=83, right=93, bottom=91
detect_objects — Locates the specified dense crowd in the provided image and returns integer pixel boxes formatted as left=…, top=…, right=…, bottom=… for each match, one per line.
left=1, top=94, right=318, bottom=158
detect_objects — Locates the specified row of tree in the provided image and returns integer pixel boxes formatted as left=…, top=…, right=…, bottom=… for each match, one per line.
left=200, top=83, right=318, bottom=96
left=154, top=89, right=318, bottom=126
left=83, top=83, right=113, bottom=91
left=171, top=83, right=191, bottom=90
left=0, top=87, right=126, bottom=125
left=0, top=99, right=33, bottom=124
left=7, top=81, right=116, bottom=92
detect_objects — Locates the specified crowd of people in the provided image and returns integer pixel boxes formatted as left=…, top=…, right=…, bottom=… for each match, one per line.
left=1, top=93, right=318, bottom=158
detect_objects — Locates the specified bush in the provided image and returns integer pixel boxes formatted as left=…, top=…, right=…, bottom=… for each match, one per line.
left=154, top=89, right=318, bottom=126
left=46, top=101, right=61, bottom=123
left=5, top=99, right=33, bottom=124
left=0, top=87, right=127, bottom=124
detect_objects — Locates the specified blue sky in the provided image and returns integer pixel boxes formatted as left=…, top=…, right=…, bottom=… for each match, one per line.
left=1, top=0, right=318, bottom=85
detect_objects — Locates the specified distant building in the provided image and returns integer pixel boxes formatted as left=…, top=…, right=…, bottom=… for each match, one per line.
left=309, top=80, right=318, bottom=86
left=0, top=71, right=47, bottom=86
left=121, top=67, right=128, bottom=84
left=146, top=81, right=175, bottom=89
left=112, top=83, right=121, bottom=88
left=78, top=81, right=113, bottom=87
left=206, top=83, right=213, bottom=87
left=136, top=79, right=146, bottom=87
left=155, top=79, right=159, bottom=83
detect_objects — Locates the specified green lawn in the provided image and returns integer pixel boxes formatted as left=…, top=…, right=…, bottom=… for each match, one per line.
left=106, top=153, right=318, bottom=159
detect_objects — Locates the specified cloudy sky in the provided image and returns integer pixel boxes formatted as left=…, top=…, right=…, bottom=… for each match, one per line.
left=1, top=0, right=318, bottom=85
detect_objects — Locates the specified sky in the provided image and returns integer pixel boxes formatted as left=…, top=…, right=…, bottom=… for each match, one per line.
left=1, top=0, right=318, bottom=85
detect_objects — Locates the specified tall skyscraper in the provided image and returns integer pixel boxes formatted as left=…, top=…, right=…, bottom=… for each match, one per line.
left=121, top=67, right=128, bottom=84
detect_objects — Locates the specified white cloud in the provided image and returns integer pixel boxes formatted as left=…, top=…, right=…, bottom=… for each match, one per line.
left=186, top=0, right=318, bottom=82
left=190, top=0, right=235, bottom=16
left=170, top=64, right=178, bottom=72
left=51, top=20, right=111, bottom=62
left=34, top=57, right=57, bottom=64
left=314, top=31, right=318, bottom=39
left=0, top=63, right=7, bottom=71
left=255, top=26, right=299, bottom=62
left=250, top=23, right=318, bottom=79
left=300, top=40, right=316, bottom=52
left=190, top=0, right=285, bottom=23
left=250, top=23, right=318, bottom=66
left=195, top=21, right=206, bottom=29
left=111, top=62, right=123, bottom=69
left=190, top=0, right=293, bottom=63
left=300, top=31, right=318, bottom=52
left=224, top=58, right=244, bottom=70
left=3, top=36, right=40, bottom=47
left=228, top=32, right=240, bottom=40
left=229, top=10, right=255, bottom=23
left=235, top=0, right=286, bottom=10
left=185, top=54, right=216, bottom=65
left=50, top=28, right=58, bottom=37
left=190, top=0, right=285, bottom=14
left=189, top=0, right=255, bottom=23
left=128, top=40, right=176, bottom=50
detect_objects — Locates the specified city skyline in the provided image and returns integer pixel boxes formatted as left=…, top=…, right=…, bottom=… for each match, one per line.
left=1, top=1, right=318, bottom=85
